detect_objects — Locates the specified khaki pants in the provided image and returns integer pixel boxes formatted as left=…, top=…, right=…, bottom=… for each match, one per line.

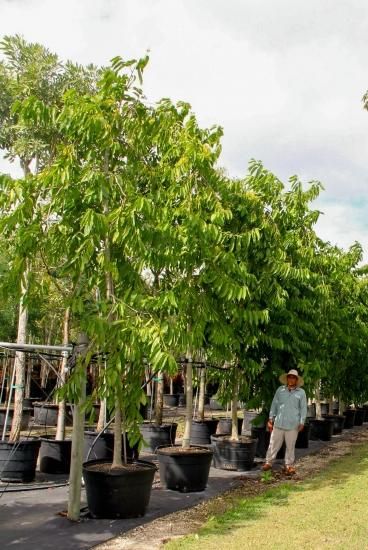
left=265, top=426, right=298, bottom=466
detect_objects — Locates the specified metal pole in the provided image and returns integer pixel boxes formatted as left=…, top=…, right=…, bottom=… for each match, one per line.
left=0, top=342, right=73, bottom=353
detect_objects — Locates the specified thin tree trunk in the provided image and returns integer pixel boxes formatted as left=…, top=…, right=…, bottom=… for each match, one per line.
left=197, top=367, right=206, bottom=421
left=112, top=394, right=123, bottom=468
left=96, top=399, right=107, bottom=432
left=155, top=372, right=164, bottom=426
left=55, top=307, right=70, bottom=441
left=182, top=353, right=193, bottom=449
left=315, top=384, right=322, bottom=420
left=230, top=368, right=240, bottom=441
left=67, top=333, right=89, bottom=521
left=169, top=377, right=174, bottom=395
left=9, top=271, right=28, bottom=442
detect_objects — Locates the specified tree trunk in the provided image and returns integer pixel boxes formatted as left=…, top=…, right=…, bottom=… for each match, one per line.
left=55, top=307, right=70, bottom=441
left=155, top=371, right=164, bottom=426
left=9, top=271, right=28, bottom=442
left=182, top=354, right=193, bottom=449
left=197, top=367, right=206, bottom=421
left=230, top=369, right=240, bottom=441
left=315, top=384, right=322, bottom=420
left=96, top=399, right=107, bottom=432
left=112, top=394, right=123, bottom=468
left=67, top=333, right=89, bottom=521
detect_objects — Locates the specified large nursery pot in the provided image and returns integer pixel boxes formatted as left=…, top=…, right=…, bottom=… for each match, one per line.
left=216, top=417, right=243, bottom=436
left=309, top=418, right=334, bottom=441
left=83, top=459, right=156, bottom=519
left=33, top=402, right=73, bottom=427
left=250, top=425, right=285, bottom=459
left=178, top=393, right=186, bottom=407
left=0, top=437, right=41, bottom=482
left=157, top=445, right=213, bottom=492
left=320, top=403, right=329, bottom=416
left=140, top=422, right=177, bottom=453
left=84, top=430, right=139, bottom=462
left=209, top=397, right=225, bottom=411
left=362, top=405, right=368, bottom=422
left=354, top=408, right=366, bottom=426
left=322, top=414, right=345, bottom=435
left=241, top=411, right=258, bottom=434
left=190, top=419, right=219, bottom=445
left=295, top=422, right=312, bottom=449
left=307, top=403, right=316, bottom=419
left=0, top=407, right=33, bottom=431
left=39, top=436, right=72, bottom=474
left=343, top=409, right=356, bottom=429
left=163, top=394, right=179, bottom=407
left=211, top=434, right=257, bottom=471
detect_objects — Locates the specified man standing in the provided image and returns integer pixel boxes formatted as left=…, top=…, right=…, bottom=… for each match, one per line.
left=262, top=369, right=307, bottom=475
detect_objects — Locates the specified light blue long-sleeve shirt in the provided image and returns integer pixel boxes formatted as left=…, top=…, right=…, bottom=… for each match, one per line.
left=269, top=385, right=307, bottom=430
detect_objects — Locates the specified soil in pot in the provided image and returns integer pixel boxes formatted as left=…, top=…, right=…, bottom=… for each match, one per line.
left=309, top=418, right=334, bottom=441
left=190, top=419, right=219, bottom=445
left=211, top=434, right=257, bottom=471
left=157, top=445, right=213, bottom=492
left=343, top=409, right=356, bottom=429
left=0, top=407, right=32, bottom=431
left=0, top=437, right=41, bottom=482
left=140, top=423, right=177, bottom=453
left=84, top=431, right=139, bottom=462
left=39, top=436, right=72, bottom=474
left=216, top=417, right=243, bottom=436
left=83, top=459, right=156, bottom=519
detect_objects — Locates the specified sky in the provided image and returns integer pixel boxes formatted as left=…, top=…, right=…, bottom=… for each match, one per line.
left=1, top=0, right=368, bottom=259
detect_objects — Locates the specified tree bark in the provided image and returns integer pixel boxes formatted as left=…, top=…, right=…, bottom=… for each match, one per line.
left=230, top=369, right=240, bottom=441
left=182, top=354, right=193, bottom=449
left=112, top=394, right=123, bottom=468
left=197, top=367, right=206, bottom=421
left=155, top=371, right=164, bottom=426
left=55, top=307, right=70, bottom=441
left=67, top=333, right=89, bottom=521
left=9, top=271, right=28, bottom=442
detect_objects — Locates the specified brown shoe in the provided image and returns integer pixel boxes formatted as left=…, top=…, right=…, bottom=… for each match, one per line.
left=284, top=466, right=296, bottom=475
left=262, top=463, right=272, bottom=471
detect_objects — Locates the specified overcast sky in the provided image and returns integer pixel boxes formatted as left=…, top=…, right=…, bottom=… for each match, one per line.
left=1, top=0, right=368, bottom=259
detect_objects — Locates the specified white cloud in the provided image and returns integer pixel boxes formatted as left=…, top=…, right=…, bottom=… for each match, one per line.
left=1, top=0, right=368, bottom=258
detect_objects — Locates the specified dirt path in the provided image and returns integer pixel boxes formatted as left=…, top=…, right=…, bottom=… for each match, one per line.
left=92, top=426, right=368, bottom=550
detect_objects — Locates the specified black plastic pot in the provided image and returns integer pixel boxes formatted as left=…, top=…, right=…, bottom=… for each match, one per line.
left=83, top=459, right=156, bottom=518
left=362, top=405, right=368, bottom=422
left=140, top=423, right=177, bottom=453
left=157, top=445, right=213, bottom=492
left=211, top=434, right=257, bottom=471
left=343, top=409, right=356, bottom=429
left=209, top=398, right=225, bottom=411
left=163, top=394, right=179, bottom=407
left=190, top=419, right=219, bottom=445
left=216, top=417, right=243, bottom=436
left=295, top=422, right=312, bottom=448
left=242, top=411, right=258, bottom=434
left=0, top=407, right=32, bottom=431
left=307, top=404, right=316, bottom=418
left=83, top=431, right=139, bottom=462
left=0, top=438, right=41, bottom=482
left=33, top=403, right=73, bottom=426
left=39, top=436, right=72, bottom=474
left=309, top=418, right=334, bottom=441
left=322, top=414, right=345, bottom=435
left=250, top=426, right=285, bottom=458
left=354, top=408, right=366, bottom=426
left=320, top=403, right=329, bottom=415
left=178, top=393, right=186, bottom=407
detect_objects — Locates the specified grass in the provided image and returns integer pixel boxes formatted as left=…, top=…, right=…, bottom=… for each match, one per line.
left=164, top=442, right=368, bottom=550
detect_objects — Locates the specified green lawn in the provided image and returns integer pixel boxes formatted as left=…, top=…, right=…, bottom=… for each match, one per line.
left=164, top=443, right=368, bottom=550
